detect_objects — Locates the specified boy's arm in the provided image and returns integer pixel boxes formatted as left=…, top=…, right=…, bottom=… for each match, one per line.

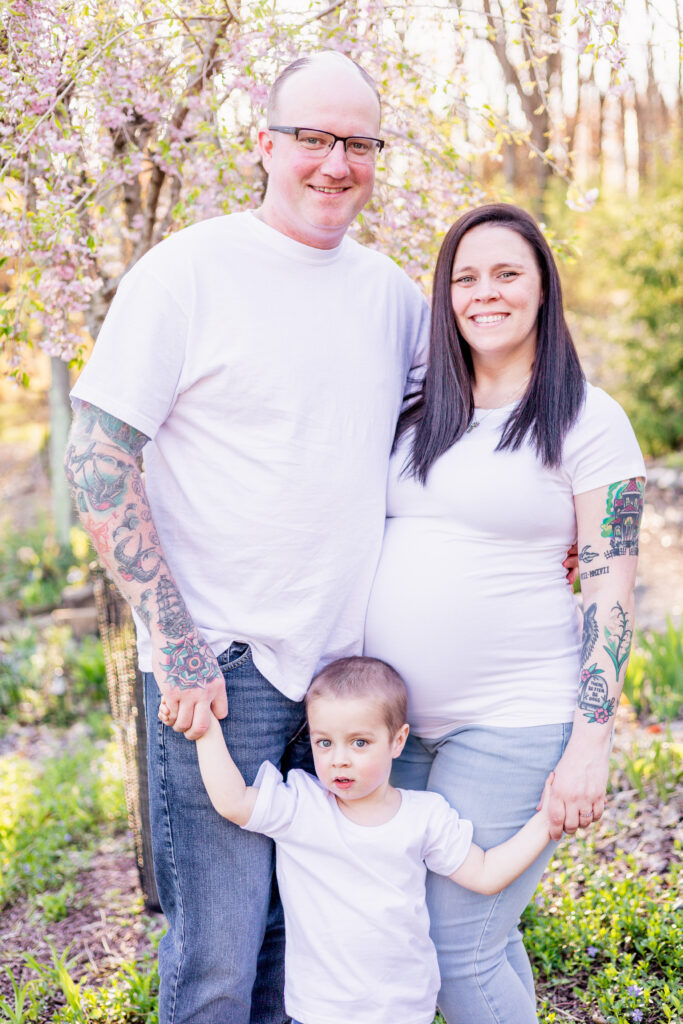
left=192, top=711, right=259, bottom=827
left=449, top=776, right=553, bottom=896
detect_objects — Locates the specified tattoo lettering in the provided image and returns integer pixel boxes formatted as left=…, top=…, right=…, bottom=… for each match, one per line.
left=579, top=545, right=600, bottom=564
left=156, top=576, right=194, bottom=639
left=114, top=533, right=162, bottom=583
left=135, top=588, right=153, bottom=630
left=602, top=602, right=632, bottom=682
left=578, top=663, right=615, bottom=724
left=65, top=443, right=132, bottom=512
left=161, top=636, right=221, bottom=690
left=601, top=478, right=644, bottom=559
left=581, top=602, right=599, bottom=666
left=81, top=404, right=149, bottom=458
left=580, top=566, right=610, bottom=581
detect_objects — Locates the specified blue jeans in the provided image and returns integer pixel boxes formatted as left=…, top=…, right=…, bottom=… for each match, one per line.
left=145, top=643, right=313, bottom=1024
left=391, top=722, right=572, bottom=1024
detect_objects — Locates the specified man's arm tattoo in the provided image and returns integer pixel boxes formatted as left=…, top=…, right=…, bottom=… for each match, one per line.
left=156, top=576, right=195, bottom=639
left=78, top=403, right=149, bottom=458
left=601, top=478, right=644, bottom=559
left=161, top=636, right=222, bottom=690
left=579, top=545, right=600, bottom=563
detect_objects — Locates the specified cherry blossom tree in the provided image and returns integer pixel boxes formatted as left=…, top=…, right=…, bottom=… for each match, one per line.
left=2, top=0, right=633, bottom=375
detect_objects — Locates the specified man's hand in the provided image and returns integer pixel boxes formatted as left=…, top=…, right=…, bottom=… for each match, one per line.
left=152, top=632, right=228, bottom=740
left=543, top=735, right=610, bottom=840
left=563, top=542, right=579, bottom=585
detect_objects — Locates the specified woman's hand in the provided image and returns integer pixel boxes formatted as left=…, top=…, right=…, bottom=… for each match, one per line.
left=543, top=733, right=610, bottom=839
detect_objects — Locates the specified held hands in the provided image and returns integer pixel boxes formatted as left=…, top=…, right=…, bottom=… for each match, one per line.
left=152, top=632, right=227, bottom=740
left=540, top=736, right=610, bottom=840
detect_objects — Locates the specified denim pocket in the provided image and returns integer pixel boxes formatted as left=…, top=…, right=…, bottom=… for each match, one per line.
left=218, top=641, right=252, bottom=673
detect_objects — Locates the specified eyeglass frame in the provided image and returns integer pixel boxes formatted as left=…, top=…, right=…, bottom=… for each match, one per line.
left=267, top=126, right=385, bottom=159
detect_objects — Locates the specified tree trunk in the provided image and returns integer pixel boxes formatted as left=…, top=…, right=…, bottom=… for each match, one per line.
left=49, top=356, right=74, bottom=546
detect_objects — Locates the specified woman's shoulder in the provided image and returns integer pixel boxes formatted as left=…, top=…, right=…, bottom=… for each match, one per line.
left=572, top=382, right=636, bottom=436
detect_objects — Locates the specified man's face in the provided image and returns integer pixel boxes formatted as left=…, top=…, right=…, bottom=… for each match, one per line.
left=258, top=62, right=381, bottom=250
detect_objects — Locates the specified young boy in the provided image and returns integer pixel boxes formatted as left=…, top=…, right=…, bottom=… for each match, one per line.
left=159, top=656, right=555, bottom=1024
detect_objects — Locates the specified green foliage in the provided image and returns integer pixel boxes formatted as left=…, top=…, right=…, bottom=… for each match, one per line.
left=525, top=847, right=683, bottom=1023
left=546, top=162, right=683, bottom=457
left=0, top=520, right=92, bottom=614
left=0, top=735, right=127, bottom=910
left=618, top=735, right=683, bottom=801
left=0, top=946, right=159, bottom=1023
left=623, top=618, right=683, bottom=723
left=0, top=625, right=107, bottom=729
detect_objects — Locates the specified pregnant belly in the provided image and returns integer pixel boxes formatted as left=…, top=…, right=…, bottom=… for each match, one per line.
left=364, top=519, right=580, bottom=734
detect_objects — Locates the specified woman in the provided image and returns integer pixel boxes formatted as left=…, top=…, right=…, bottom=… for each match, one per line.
left=364, top=204, right=645, bottom=1023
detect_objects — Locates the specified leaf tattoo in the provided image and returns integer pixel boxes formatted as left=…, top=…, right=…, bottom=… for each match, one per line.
left=603, top=602, right=632, bottom=682
left=579, top=545, right=600, bottom=564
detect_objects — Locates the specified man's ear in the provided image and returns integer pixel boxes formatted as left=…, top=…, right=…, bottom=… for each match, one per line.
left=258, top=127, right=274, bottom=171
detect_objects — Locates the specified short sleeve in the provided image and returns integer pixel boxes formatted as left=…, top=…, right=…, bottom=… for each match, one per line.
left=243, top=761, right=300, bottom=839
left=419, top=792, right=474, bottom=877
left=70, top=262, right=189, bottom=440
left=564, top=386, right=646, bottom=496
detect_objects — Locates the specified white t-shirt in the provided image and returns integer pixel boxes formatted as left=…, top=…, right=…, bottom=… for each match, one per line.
left=71, top=212, right=429, bottom=698
left=244, top=761, right=473, bottom=1024
left=364, top=385, right=646, bottom=737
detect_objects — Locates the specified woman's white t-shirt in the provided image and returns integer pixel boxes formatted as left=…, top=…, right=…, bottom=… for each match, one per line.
left=364, top=385, right=645, bottom=737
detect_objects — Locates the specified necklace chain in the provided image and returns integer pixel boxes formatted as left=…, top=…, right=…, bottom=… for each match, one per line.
left=466, top=374, right=531, bottom=434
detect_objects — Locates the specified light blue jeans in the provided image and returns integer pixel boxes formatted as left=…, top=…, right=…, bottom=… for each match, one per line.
left=391, top=722, right=573, bottom=1024
left=145, top=643, right=312, bottom=1024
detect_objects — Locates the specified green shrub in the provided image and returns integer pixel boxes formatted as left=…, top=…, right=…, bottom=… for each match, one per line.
left=623, top=618, right=683, bottom=722
left=0, top=520, right=92, bottom=615
left=0, top=625, right=107, bottom=730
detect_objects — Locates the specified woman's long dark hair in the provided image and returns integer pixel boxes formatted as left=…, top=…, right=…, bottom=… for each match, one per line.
left=399, top=204, right=585, bottom=483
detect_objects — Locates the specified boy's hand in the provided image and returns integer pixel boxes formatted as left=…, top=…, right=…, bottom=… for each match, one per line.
left=536, top=771, right=555, bottom=824
left=159, top=699, right=172, bottom=725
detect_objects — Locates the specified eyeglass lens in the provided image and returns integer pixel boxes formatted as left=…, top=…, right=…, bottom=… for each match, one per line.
left=296, top=130, right=380, bottom=162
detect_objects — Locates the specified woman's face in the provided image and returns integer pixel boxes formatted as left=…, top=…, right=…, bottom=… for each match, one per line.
left=450, top=224, right=543, bottom=367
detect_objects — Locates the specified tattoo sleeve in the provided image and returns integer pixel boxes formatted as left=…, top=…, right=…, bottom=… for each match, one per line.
left=65, top=402, right=221, bottom=692
left=573, top=476, right=644, bottom=729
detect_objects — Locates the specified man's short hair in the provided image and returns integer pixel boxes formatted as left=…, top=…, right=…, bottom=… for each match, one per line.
left=306, top=656, right=407, bottom=737
left=266, top=52, right=381, bottom=125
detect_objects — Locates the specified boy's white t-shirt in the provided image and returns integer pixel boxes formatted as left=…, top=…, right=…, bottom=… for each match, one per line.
left=71, top=212, right=429, bottom=699
left=244, top=761, right=473, bottom=1024
left=364, top=385, right=646, bottom=736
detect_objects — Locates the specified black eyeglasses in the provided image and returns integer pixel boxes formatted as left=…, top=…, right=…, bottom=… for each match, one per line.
left=268, top=126, right=384, bottom=164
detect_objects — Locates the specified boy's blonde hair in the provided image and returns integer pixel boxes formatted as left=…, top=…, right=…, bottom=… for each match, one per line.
left=306, top=656, right=408, bottom=737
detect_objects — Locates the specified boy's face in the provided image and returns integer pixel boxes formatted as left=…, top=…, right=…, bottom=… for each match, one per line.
left=307, top=695, right=408, bottom=804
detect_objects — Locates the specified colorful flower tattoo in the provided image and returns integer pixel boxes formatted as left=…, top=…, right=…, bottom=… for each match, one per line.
left=161, top=637, right=221, bottom=690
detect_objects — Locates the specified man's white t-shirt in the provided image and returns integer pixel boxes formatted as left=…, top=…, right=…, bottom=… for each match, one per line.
left=244, top=761, right=473, bottom=1024
left=364, top=385, right=646, bottom=736
left=71, top=212, right=429, bottom=699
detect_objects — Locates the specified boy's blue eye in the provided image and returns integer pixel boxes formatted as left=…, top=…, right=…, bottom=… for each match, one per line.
left=317, top=739, right=331, bottom=748
left=353, top=738, right=368, bottom=748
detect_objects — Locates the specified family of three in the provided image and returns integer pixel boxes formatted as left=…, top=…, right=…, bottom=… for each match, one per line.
left=66, top=50, right=645, bottom=1024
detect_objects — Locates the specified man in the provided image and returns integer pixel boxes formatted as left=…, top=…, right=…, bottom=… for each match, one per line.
left=66, top=52, right=429, bottom=1024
